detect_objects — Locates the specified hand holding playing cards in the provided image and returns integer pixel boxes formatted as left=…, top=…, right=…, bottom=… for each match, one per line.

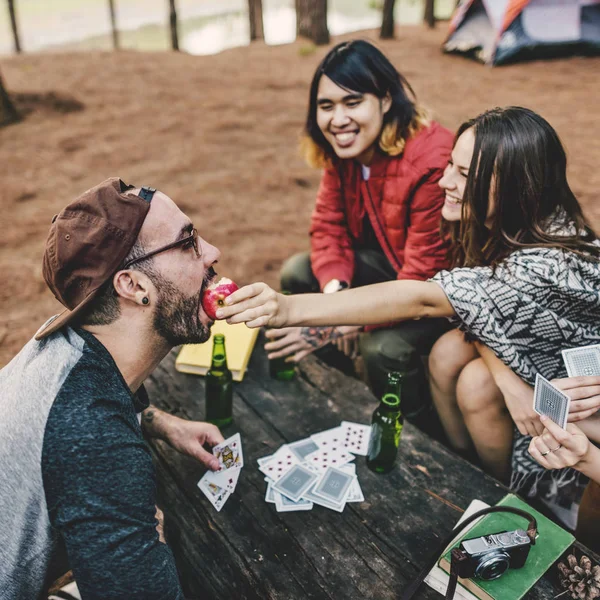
left=551, top=376, right=600, bottom=422
left=501, top=374, right=544, bottom=437
left=164, top=418, right=224, bottom=471
left=528, top=416, right=590, bottom=471
left=217, top=282, right=289, bottom=328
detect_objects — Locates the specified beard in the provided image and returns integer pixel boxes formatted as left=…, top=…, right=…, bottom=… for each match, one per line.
left=152, top=270, right=215, bottom=346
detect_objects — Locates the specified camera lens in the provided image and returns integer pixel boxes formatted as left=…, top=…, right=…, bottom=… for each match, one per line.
left=475, top=551, right=510, bottom=580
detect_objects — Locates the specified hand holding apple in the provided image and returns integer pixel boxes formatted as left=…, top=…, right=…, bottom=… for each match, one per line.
left=215, top=282, right=289, bottom=328
left=201, top=277, right=239, bottom=321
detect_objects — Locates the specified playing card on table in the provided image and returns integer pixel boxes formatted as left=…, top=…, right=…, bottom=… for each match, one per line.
left=311, top=466, right=355, bottom=505
left=265, top=482, right=276, bottom=504
left=258, top=445, right=299, bottom=481
left=311, top=427, right=345, bottom=451
left=340, top=421, right=371, bottom=456
left=272, top=463, right=319, bottom=502
left=288, top=437, right=321, bottom=461
left=346, top=479, right=364, bottom=503
left=213, top=433, right=243, bottom=472
left=533, top=373, right=571, bottom=429
left=339, top=463, right=356, bottom=475
left=304, top=447, right=354, bottom=473
left=302, top=483, right=347, bottom=512
left=206, top=467, right=240, bottom=493
left=339, top=463, right=364, bottom=503
left=274, top=491, right=314, bottom=512
left=257, top=454, right=274, bottom=467
left=198, top=473, right=230, bottom=512
left=562, top=345, right=600, bottom=377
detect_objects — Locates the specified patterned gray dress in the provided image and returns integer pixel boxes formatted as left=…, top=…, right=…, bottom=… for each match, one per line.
left=432, top=246, right=600, bottom=528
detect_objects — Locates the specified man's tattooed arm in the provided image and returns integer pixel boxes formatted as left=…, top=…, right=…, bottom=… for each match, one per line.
left=142, top=408, right=155, bottom=426
left=141, top=406, right=176, bottom=440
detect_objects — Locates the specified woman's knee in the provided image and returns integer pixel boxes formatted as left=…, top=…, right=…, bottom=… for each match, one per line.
left=456, top=358, right=502, bottom=415
left=359, top=330, right=417, bottom=373
left=279, top=252, right=316, bottom=293
left=429, top=329, right=478, bottom=384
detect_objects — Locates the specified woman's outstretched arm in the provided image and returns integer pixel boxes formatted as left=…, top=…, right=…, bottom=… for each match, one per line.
left=216, top=280, right=455, bottom=329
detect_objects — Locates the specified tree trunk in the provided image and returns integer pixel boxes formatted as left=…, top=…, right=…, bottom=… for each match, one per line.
left=168, top=0, right=179, bottom=51
left=108, top=0, right=119, bottom=49
left=7, top=0, right=22, bottom=53
left=380, top=0, right=396, bottom=39
left=296, top=0, right=329, bottom=46
left=248, top=0, right=264, bottom=41
left=424, top=0, right=436, bottom=29
left=0, top=71, right=20, bottom=126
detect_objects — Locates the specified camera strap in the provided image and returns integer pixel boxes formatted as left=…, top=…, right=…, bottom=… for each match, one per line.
left=400, top=505, right=538, bottom=600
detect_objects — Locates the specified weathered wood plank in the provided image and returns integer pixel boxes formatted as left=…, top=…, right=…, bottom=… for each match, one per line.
left=145, top=340, right=594, bottom=599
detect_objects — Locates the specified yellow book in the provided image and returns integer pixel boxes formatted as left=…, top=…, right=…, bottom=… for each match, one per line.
left=175, top=321, right=259, bottom=382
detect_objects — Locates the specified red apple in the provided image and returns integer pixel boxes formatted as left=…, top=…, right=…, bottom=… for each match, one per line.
left=201, top=277, right=239, bottom=320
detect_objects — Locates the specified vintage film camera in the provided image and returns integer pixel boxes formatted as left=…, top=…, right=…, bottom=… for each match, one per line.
left=452, top=528, right=532, bottom=581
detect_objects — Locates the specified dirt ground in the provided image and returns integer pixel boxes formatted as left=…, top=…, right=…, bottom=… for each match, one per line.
left=1, top=25, right=599, bottom=367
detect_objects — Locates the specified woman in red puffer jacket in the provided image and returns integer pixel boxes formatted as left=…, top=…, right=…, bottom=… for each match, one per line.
left=269, top=40, right=453, bottom=425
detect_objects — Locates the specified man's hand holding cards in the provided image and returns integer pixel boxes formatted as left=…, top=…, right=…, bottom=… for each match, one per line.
left=198, top=433, right=244, bottom=512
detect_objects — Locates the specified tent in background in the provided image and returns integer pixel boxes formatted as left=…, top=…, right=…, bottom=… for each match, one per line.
left=444, top=0, right=600, bottom=65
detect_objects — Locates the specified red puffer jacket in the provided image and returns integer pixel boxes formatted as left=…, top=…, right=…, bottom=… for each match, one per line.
left=309, top=121, right=454, bottom=287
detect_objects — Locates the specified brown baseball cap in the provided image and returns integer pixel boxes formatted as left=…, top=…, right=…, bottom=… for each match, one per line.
left=35, top=177, right=153, bottom=340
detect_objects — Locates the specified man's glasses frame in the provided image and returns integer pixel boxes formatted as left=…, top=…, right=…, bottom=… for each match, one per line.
left=122, top=228, right=201, bottom=269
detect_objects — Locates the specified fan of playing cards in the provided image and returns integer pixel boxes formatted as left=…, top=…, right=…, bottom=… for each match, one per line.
left=532, top=344, right=600, bottom=430
left=198, top=433, right=244, bottom=512
left=259, top=421, right=371, bottom=513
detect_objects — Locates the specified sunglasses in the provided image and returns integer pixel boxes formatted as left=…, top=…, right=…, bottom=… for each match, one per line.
left=122, top=227, right=201, bottom=269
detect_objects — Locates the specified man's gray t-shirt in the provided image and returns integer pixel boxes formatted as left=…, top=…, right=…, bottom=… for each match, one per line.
left=0, top=326, right=183, bottom=599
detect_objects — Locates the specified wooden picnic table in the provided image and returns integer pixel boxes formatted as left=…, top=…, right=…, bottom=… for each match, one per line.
left=145, top=333, right=598, bottom=600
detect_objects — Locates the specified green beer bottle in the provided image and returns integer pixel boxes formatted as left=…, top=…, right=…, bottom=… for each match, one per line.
left=269, top=291, right=296, bottom=381
left=205, top=333, right=233, bottom=427
left=366, top=371, right=403, bottom=474
left=269, top=354, right=296, bottom=381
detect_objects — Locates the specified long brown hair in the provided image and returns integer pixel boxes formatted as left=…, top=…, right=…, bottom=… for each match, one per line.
left=445, top=107, right=598, bottom=268
left=301, top=40, right=429, bottom=169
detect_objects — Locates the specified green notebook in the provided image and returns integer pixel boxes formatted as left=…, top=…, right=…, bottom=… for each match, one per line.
left=439, top=494, right=574, bottom=600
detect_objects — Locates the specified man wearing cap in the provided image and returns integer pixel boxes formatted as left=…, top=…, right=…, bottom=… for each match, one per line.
left=0, top=178, right=225, bottom=600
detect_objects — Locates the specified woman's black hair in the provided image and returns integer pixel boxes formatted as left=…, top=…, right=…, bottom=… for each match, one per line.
left=304, top=40, right=419, bottom=160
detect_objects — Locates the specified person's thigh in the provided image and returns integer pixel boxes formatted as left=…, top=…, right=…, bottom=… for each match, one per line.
left=279, top=251, right=320, bottom=294
left=352, top=249, right=397, bottom=287
left=281, top=248, right=395, bottom=293
left=359, top=318, right=452, bottom=413
left=279, top=251, right=354, bottom=373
